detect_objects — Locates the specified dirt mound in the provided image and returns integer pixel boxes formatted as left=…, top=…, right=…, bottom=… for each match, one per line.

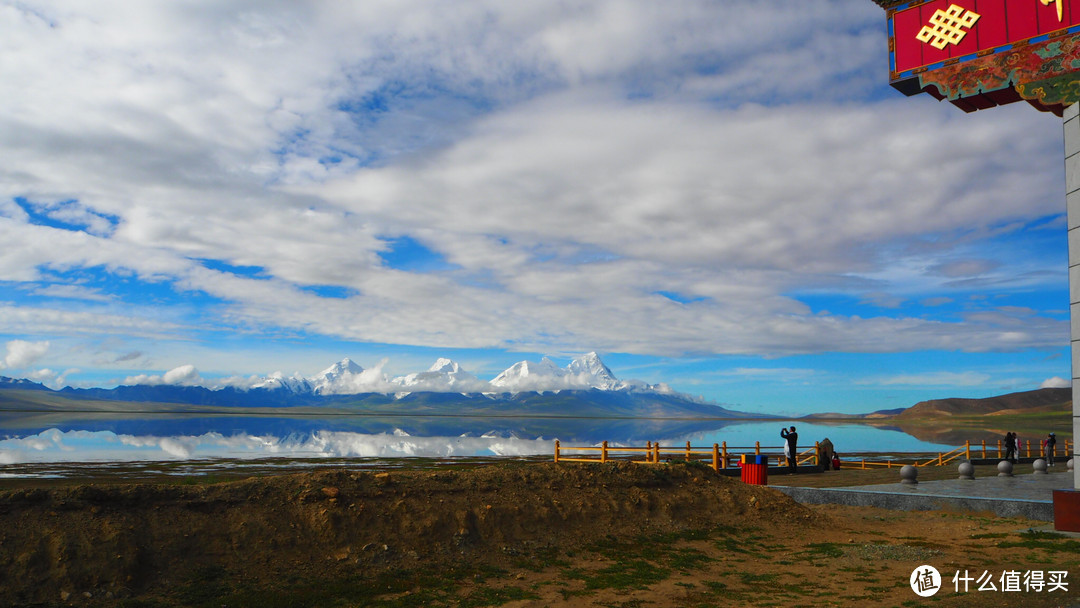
left=0, top=461, right=813, bottom=605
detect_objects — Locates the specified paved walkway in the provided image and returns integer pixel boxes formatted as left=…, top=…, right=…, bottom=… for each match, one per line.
left=772, top=471, right=1074, bottom=521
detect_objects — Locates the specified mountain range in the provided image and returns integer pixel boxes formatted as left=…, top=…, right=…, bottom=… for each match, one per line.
left=0, top=354, right=1072, bottom=420
left=0, top=353, right=760, bottom=419
left=245, top=352, right=673, bottom=396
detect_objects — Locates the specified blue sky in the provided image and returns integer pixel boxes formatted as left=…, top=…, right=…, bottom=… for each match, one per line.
left=0, top=0, right=1071, bottom=415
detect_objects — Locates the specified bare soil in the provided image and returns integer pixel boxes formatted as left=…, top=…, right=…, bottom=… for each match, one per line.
left=1, top=461, right=1078, bottom=607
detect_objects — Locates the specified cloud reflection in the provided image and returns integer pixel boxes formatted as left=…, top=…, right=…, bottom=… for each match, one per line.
left=0, top=428, right=556, bottom=464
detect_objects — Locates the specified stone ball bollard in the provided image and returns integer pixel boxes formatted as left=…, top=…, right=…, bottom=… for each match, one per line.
left=1069, top=458, right=1075, bottom=471
left=900, top=464, right=918, bottom=484
left=1033, top=459, right=1048, bottom=474
left=997, top=460, right=1014, bottom=477
left=958, top=461, right=975, bottom=480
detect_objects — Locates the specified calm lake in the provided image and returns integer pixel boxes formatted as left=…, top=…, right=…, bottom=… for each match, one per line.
left=0, top=412, right=991, bottom=481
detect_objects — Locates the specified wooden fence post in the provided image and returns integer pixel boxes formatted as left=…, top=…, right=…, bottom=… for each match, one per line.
left=712, top=444, right=719, bottom=473
left=721, top=441, right=728, bottom=469
left=964, top=440, right=970, bottom=461
left=755, top=441, right=761, bottom=455
left=686, top=441, right=692, bottom=460
left=653, top=442, right=659, bottom=463
left=554, top=439, right=560, bottom=463
left=996, top=439, right=1002, bottom=459
left=981, top=440, right=986, bottom=459
left=601, top=440, right=608, bottom=463
left=814, top=441, right=820, bottom=465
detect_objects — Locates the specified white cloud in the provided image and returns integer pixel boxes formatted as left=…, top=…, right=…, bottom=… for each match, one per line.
left=0, top=304, right=185, bottom=340
left=868, top=371, right=993, bottom=387
left=316, top=363, right=397, bottom=395
left=26, top=367, right=77, bottom=389
left=0, top=0, right=1070, bottom=383
left=1040, top=376, right=1071, bottom=389
left=123, top=364, right=203, bottom=387
left=1, top=339, right=50, bottom=369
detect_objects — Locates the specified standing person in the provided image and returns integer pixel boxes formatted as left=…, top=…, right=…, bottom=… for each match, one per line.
left=1004, top=432, right=1016, bottom=463
left=781, top=426, right=798, bottom=474
left=1046, top=433, right=1057, bottom=466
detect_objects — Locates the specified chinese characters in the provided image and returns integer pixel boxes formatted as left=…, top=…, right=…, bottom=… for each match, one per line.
left=951, top=570, right=1069, bottom=593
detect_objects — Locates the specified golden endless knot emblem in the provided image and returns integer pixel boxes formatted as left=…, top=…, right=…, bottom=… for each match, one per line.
left=916, top=4, right=981, bottom=50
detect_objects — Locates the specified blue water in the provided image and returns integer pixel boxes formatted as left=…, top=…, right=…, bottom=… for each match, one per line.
left=0, top=413, right=957, bottom=467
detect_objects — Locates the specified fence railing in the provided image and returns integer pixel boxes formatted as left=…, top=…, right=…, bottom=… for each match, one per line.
left=552, top=438, right=1072, bottom=471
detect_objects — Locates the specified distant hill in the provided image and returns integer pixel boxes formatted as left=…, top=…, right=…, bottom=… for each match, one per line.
left=895, top=387, right=1071, bottom=419
left=801, top=387, right=1072, bottom=421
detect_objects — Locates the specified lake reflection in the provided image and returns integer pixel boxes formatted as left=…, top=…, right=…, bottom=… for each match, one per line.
left=0, top=412, right=960, bottom=466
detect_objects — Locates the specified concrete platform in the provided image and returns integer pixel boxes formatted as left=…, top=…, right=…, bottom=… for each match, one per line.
left=772, top=471, right=1074, bottom=521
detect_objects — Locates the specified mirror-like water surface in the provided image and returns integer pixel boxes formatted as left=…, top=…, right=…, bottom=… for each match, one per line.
left=0, top=413, right=966, bottom=471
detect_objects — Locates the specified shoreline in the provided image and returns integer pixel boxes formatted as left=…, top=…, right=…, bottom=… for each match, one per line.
left=1, top=461, right=1077, bottom=606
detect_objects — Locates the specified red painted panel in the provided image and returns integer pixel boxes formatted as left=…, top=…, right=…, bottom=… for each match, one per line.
left=973, top=0, right=1008, bottom=50
left=919, top=1, right=954, bottom=67
left=1007, top=0, right=1040, bottom=41
left=951, top=2, right=983, bottom=56
left=1036, top=0, right=1068, bottom=31
left=893, top=6, right=926, bottom=73
left=891, top=0, right=1080, bottom=76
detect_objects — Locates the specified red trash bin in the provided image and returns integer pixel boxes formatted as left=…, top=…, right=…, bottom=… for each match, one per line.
left=740, top=454, right=768, bottom=485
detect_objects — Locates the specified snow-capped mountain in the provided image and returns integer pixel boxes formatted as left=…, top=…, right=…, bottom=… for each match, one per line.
left=489, top=352, right=625, bottom=393
left=490, top=356, right=566, bottom=391
left=311, top=358, right=368, bottom=395
left=9, top=353, right=744, bottom=416
left=239, top=352, right=684, bottom=398
left=47, top=352, right=701, bottom=403
left=391, top=358, right=486, bottom=393
left=250, top=372, right=313, bottom=394
left=566, top=352, right=619, bottom=390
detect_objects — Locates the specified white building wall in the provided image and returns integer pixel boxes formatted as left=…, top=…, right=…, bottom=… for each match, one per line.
left=1065, top=102, right=1080, bottom=488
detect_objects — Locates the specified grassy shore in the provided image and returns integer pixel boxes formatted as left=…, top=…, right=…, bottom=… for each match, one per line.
left=1, top=461, right=1078, bottom=607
